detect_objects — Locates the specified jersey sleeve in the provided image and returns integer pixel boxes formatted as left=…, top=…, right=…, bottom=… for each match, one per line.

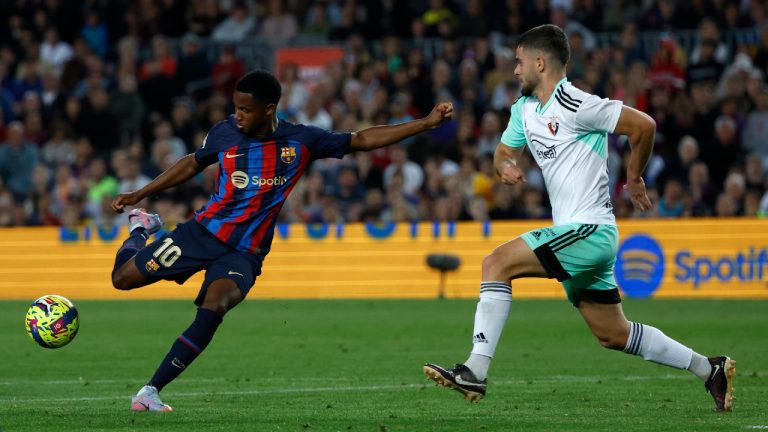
left=194, top=121, right=230, bottom=166
left=304, top=125, right=352, bottom=159
left=573, top=95, right=623, bottom=134
left=500, top=97, right=527, bottom=148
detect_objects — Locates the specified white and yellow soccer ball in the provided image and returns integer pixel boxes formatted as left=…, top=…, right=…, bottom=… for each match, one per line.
left=25, top=295, right=80, bottom=348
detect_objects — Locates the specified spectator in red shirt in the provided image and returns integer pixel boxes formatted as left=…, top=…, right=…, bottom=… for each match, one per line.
left=211, top=45, right=244, bottom=99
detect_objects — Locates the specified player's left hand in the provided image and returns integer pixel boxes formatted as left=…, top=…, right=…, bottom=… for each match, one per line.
left=424, top=102, right=453, bottom=129
left=624, top=178, right=652, bottom=212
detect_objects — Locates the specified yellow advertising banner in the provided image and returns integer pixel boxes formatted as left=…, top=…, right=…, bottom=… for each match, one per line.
left=0, top=219, right=766, bottom=301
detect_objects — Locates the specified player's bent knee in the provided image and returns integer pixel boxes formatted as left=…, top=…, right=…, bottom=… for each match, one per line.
left=111, top=272, right=129, bottom=290
left=481, top=252, right=506, bottom=279
left=111, top=269, right=144, bottom=291
left=200, top=282, right=244, bottom=316
left=594, top=334, right=627, bottom=351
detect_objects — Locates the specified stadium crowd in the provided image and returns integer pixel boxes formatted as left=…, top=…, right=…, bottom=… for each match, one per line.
left=0, top=0, right=767, bottom=230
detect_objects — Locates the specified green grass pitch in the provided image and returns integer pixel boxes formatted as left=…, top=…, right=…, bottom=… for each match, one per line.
left=1, top=299, right=767, bottom=431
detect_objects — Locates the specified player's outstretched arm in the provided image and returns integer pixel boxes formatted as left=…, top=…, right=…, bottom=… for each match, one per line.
left=494, top=144, right=527, bottom=185
left=348, top=102, right=453, bottom=152
left=111, top=154, right=206, bottom=214
left=613, top=105, right=656, bottom=211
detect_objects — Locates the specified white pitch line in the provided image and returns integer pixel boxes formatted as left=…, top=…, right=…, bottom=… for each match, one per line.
left=0, top=376, right=362, bottom=386
left=0, top=373, right=710, bottom=403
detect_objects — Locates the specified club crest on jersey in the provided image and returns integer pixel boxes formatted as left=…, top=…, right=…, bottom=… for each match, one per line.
left=547, top=115, right=559, bottom=136
left=281, top=146, right=297, bottom=164
left=146, top=259, right=159, bottom=273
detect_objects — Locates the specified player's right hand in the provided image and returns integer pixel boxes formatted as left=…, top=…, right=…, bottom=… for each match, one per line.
left=111, top=192, right=140, bottom=214
left=499, top=161, right=527, bottom=185
left=624, top=178, right=652, bottom=212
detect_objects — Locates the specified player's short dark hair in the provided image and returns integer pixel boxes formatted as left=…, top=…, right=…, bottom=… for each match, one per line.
left=235, top=70, right=282, bottom=105
left=515, top=24, right=570, bottom=67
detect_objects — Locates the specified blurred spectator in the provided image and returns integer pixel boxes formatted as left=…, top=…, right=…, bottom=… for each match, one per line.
left=723, top=172, right=746, bottom=215
left=40, top=27, right=74, bottom=75
left=138, top=36, right=179, bottom=116
left=489, top=183, right=517, bottom=219
left=389, top=92, right=416, bottom=147
left=476, top=111, right=502, bottom=158
left=41, top=126, right=75, bottom=168
left=642, top=0, right=690, bottom=31
left=0, top=121, right=38, bottom=200
left=278, top=62, right=309, bottom=115
left=170, top=97, right=200, bottom=149
left=701, top=115, right=743, bottom=190
left=518, top=186, right=550, bottom=219
left=686, top=38, right=724, bottom=87
left=743, top=190, right=762, bottom=217
left=384, top=145, right=424, bottom=195
left=754, top=22, right=768, bottom=78
left=84, top=157, right=119, bottom=221
left=40, top=71, right=65, bottom=124
left=742, top=88, right=768, bottom=167
left=81, top=10, right=108, bottom=58
left=60, top=38, right=92, bottom=94
left=51, top=163, right=79, bottom=215
left=457, top=0, right=488, bottom=37
left=304, top=0, right=334, bottom=37
left=260, top=0, right=298, bottom=47
left=177, top=33, right=212, bottom=97
left=156, top=0, right=188, bottom=38
left=354, top=151, right=384, bottom=192
left=82, top=87, right=121, bottom=154
left=117, top=157, right=151, bottom=206
left=297, top=96, right=332, bottom=130
left=147, top=120, right=187, bottom=177
left=715, top=193, right=738, bottom=217
left=333, top=166, right=365, bottom=220
left=422, top=0, right=458, bottom=37
left=188, top=0, right=223, bottom=37
left=657, top=135, right=699, bottom=189
left=109, top=73, right=145, bottom=142
left=211, top=45, right=245, bottom=99
left=658, top=178, right=685, bottom=217
left=690, top=18, right=730, bottom=65
left=647, top=36, right=686, bottom=91
left=211, top=1, right=256, bottom=43
left=744, top=153, right=766, bottom=196
left=550, top=6, right=597, bottom=52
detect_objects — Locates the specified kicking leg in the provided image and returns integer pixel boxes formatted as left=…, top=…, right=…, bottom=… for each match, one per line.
left=578, top=300, right=736, bottom=411
left=131, top=279, right=243, bottom=412
left=112, top=209, right=163, bottom=290
left=424, top=237, right=548, bottom=402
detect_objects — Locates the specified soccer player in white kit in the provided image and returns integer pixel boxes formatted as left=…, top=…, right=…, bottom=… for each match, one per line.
left=424, top=24, right=735, bottom=412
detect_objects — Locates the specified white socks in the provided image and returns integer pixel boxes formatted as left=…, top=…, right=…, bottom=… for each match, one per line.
left=465, top=282, right=512, bottom=380
left=624, top=322, right=710, bottom=380
left=688, top=352, right=713, bottom=381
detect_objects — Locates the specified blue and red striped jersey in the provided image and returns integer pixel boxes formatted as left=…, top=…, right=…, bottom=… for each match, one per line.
left=194, top=116, right=351, bottom=254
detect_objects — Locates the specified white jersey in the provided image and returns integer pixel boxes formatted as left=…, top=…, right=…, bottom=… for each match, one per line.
left=501, top=78, right=622, bottom=226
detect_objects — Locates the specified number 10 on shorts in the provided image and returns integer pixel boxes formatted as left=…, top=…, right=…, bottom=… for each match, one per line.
left=153, top=238, right=182, bottom=267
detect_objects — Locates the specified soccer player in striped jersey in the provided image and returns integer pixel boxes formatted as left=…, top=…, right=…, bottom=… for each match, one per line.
left=424, top=25, right=735, bottom=412
left=110, top=70, right=453, bottom=411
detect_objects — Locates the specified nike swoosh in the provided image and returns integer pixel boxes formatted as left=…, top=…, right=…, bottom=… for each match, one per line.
left=454, top=375, right=481, bottom=387
left=225, top=152, right=244, bottom=158
left=712, top=364, right=721, bottom=377
left=228, top=270, right=244, bottom=277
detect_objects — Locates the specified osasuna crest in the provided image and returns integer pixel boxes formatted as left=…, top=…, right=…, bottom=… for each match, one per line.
left=547, top=115, right=559, bottom=136
left=280, top=146, right=297, bottom=164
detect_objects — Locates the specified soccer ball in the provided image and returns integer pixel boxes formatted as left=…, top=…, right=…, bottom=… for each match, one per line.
left=25, top=295, right=80, bottom=348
